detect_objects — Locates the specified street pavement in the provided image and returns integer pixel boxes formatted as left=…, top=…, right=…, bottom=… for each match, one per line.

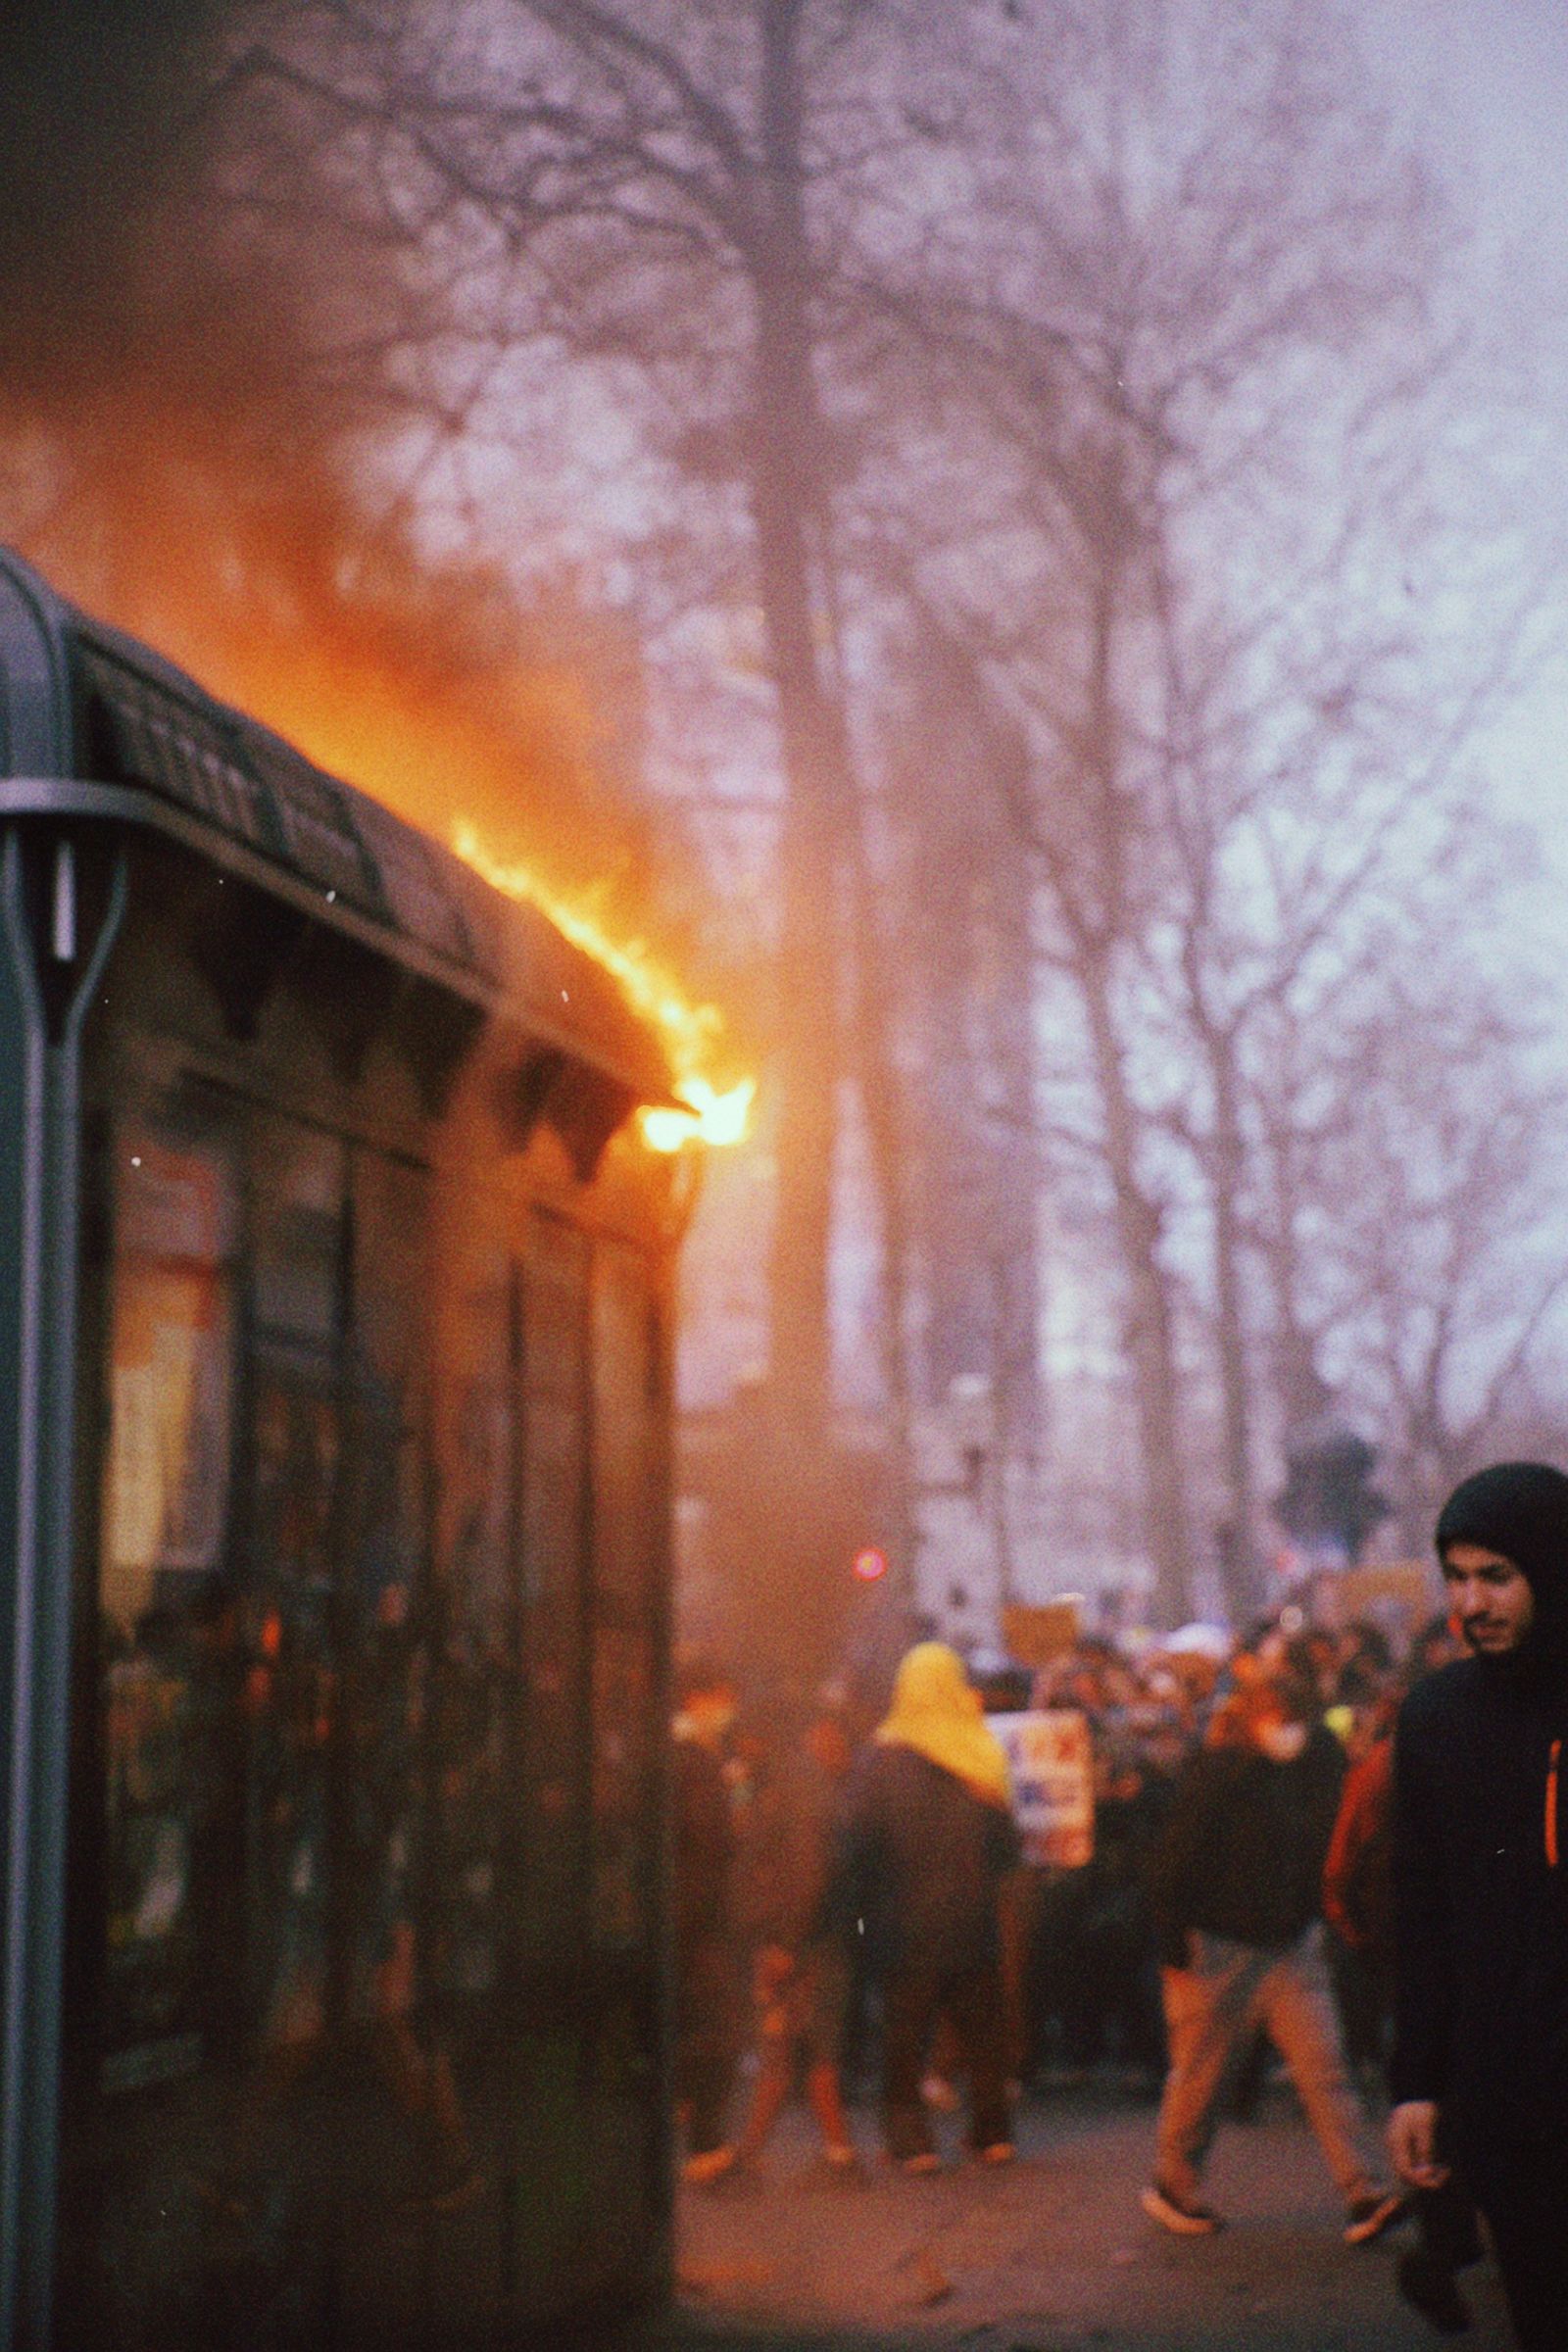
left=619, top=2079, right=1515, bottom=2352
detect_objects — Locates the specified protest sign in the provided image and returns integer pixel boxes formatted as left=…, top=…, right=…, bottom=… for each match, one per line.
left=990, top=1707, right=1094, bottom=1867
left=1002, top=1598, right=1082, bottom=1665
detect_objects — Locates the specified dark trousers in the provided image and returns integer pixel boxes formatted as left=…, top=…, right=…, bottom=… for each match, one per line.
left=881, top=1958, right=1008, bottom=2160
left=1480, top=2180, right=1568, bottom=2352
left=1417, top=2173, right=1483, bottom=2272
left=676, top=1935, right=739, bottom=2156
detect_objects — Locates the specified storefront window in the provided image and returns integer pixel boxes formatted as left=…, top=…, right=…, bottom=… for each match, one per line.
left=99, top=1123, right=237, bottom=2083
left=518, top=1214, right=592, bottom=1960
left=430, top=1206, right=514, bottom=2002
left=589, top=1243, right=662, bottom=1951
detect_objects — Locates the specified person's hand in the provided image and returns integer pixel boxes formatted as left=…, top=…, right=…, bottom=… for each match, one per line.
left=1388, top=2100, right=1450, bottom=2190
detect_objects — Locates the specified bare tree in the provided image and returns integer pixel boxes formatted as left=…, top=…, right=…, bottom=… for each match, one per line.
left=25, top=0, right=1565, bottom=1636
left=246, top=0, right=999, bottom=1471
left=1259, top=944, right=1568, bottom=1546
left=843, top=0, right=1558, bottom=1619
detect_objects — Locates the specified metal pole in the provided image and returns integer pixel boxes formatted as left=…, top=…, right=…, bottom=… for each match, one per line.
left=0, top=830, right=124, bottom=2352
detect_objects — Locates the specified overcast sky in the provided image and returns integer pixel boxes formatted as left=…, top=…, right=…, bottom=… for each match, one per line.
left=1370, top=0, right=1568, bottom=292
left=1368, top=0, right=1568, bottom=892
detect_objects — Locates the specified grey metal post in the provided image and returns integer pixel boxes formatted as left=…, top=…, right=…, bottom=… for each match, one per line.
left=0, top=829, right=125, bottom=2352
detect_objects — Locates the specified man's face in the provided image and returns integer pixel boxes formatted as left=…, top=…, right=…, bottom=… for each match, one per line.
left=1443, top=1542, right=1536, bottom=1656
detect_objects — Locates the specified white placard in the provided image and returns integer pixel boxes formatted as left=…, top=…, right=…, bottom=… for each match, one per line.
left=991, top=1708, right=1095, bottom=1868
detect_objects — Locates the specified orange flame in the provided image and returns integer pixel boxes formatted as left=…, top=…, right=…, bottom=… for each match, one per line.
left=453, top=821, right=755, bottom=1152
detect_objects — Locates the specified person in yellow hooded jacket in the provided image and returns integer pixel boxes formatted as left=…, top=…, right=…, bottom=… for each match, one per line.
left=840, top=1642, right=1019, bottom=2170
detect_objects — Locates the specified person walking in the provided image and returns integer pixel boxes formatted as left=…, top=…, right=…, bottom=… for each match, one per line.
left=1141, top=1656, right=1402, bottom=2243
left=843, top=1642, right=1019, bottom=2171
left=672, top=1658, right=742, bottom=2183
left=1390, top=1462, right=1568, bottom=2350
left=732, top=1706, right=858, bottom=2172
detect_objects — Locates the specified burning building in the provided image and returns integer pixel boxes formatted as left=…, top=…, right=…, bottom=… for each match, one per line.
left=0, top=547, right=703, bottom=2349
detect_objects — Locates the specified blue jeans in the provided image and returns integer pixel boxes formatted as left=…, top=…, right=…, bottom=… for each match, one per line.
left=1154, top=1925, right=1384, bottom=2205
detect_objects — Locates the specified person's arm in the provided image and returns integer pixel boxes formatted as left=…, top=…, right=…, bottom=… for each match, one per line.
left=1145, top=1749, right=1221, bottom=1967
left=1388, top=1702, right=1453, bottom=2189
left=1322, top=1740, right=1389, bottom=1949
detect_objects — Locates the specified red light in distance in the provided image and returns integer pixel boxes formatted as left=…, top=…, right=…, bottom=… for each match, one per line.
left=853, top=1545, right=889, bottom=1583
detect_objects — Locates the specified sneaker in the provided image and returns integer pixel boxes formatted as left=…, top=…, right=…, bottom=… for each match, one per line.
left=1141, top=2180, right=1224, bottom=2235
left=899, top=2150, right=943, bottom=2175
left=822, top=2141, right=859, bottom=2169
left=682, top=2145, right=738, bottom=2186
left=975, top=2141, right=1015, bottom=2166
left=1396, top=2247, right=1473, bottom=2335
left=1345, top=2188, right=1408, bottom=2245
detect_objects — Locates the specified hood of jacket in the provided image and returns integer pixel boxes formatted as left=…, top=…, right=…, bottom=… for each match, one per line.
left=874, top=1642, right=1013, bottom=1809
left=1436, top=1460, right=1568, bottom=1689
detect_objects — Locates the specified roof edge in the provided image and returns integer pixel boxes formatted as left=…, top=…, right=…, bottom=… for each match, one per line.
left=0, top=776, right=677, bottom=1108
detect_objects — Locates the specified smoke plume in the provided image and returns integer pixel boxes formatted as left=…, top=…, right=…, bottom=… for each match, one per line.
left=0, top=1, right=666, bottom=910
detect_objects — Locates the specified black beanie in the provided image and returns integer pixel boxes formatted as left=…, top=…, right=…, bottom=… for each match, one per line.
left=1435, top=1460, right=1568, bottom=1679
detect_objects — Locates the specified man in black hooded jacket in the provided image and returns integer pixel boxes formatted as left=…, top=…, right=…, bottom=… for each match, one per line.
left=1391, top=1461, right=1568, bottom=2350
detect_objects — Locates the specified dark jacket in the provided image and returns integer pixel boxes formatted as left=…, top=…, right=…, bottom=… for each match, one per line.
left=840, top=1743, right=1019, bottom=1977
left=732, top=1752, right=846, bottom=1954
left=1148, top=1723, right=1347, bottom=1964
left=1392, top=1657, right=1568, bottom=2181
left=674, top=1734, right=733, bottom=1951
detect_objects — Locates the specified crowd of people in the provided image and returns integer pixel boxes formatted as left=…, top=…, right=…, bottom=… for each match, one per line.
left=672, top=1460, right=1568, bottom=2350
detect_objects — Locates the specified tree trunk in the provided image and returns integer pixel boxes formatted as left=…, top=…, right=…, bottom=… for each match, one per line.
left=1201, top=1024, right=1262, bottom=1620
left=1254, top=1087, right=1333, bottom=1441
left=1078, top=950, right=1192, bottom=1627
left=844, top=810, right=920, bottom=1625
left=745, top=3, right=846, bottom=1454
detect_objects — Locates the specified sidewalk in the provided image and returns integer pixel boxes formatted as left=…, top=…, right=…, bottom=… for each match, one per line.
left=651, top=2082, right=1512, bottom=2350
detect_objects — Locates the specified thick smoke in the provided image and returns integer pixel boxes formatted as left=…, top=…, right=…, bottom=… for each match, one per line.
left=0, top=3, right=228, bottom=400
left=0, top=2, right=664, bottom=907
